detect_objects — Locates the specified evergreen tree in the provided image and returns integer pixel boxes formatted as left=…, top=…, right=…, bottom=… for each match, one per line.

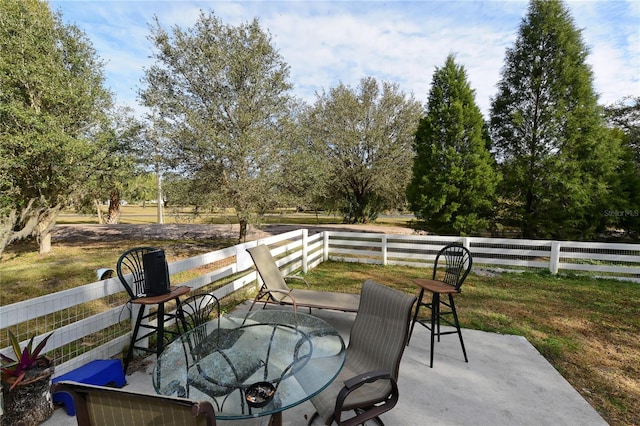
left=407, top=54, right=498, bottom=235
left=489, top=0, right=619, bottom=240
left=604, top=97, right=640, bottom=238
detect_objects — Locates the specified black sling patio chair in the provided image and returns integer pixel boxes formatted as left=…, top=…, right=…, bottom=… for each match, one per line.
left=171, top=293, right=263, bottom=412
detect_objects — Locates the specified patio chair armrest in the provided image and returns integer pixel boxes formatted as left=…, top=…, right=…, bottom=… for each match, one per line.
left=248, top=288, right=298, bottom=312
left=284, top=275, right=310, bottom=288
left=264, top=288, right=297, bottom=307
left=343, top=369, right=390, bottom=391
left=333, top=369, right=399, bottom=426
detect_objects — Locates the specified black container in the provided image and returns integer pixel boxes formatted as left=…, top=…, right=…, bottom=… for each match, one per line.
left=142, top=249, right=170, bottom=296
left=245, top=382, right=275, bottom=408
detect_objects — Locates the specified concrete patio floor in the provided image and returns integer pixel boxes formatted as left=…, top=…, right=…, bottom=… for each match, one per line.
left=45, top=303, right=607, bottom=425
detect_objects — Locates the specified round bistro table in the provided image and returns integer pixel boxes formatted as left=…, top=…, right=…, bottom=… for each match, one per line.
left=153, top=309, right=346, bottom=425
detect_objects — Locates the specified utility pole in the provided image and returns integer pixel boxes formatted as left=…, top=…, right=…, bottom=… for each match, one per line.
left=156, top=167, right=164, bottom=224
left=149, top=109, right=164, bottom=224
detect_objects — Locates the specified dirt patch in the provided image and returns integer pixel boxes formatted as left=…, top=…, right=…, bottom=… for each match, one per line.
left=52, top=222, right=421, bottom=243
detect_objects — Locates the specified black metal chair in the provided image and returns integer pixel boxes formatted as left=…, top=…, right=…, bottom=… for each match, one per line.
left=116, top=246, right=190, bottom=374
left=172, top=293, right=262, bottom=412
left=180, top=293, right=221, bottom=334
left=407, top=243, right=473, bottom=367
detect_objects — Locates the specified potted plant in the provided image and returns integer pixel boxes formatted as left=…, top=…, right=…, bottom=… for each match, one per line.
left=1, top=331, right=54, bottom=426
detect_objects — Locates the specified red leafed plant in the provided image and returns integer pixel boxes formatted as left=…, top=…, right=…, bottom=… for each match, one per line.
left=1, top=330, right=54, bottom=391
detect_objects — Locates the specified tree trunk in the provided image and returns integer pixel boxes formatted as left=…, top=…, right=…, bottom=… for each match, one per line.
left=37, top=208, right=60, bottom=255
left=94, top=199, right=104, bottom=224
left=238, top=216, right=248, bottom=243
left=0, top=209, right=18, bottom=259
left=107, top=189, right=121, bottom=224
left=38, top=230, right=51, bottom=254
left=156, top=167, right=164, bottom=224
left=0, top=200, right=39, bottom=258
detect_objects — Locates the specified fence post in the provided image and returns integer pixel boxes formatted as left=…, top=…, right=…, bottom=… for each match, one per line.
left=382, top=234, right=388, bottom=266
left=550, top=241, right=561, bottom=275
left=302, top=229, right=308, bottom=273
left=323, top=231, right=329, bottom=261
left=462, top=237, right=471, bottom=249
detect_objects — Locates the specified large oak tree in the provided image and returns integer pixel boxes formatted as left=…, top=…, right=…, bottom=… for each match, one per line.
left=140, top=12, right=294, bottom=241
left=0, top=0, right=112, bottom=255
left=307, top=77, right=422, bottom=223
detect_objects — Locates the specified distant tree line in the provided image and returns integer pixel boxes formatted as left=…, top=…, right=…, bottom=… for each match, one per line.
left=1, top=0, right=638, bottom=256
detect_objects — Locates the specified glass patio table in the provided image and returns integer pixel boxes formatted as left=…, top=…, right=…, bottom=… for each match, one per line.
left=153, top=309, right=346, bottom=425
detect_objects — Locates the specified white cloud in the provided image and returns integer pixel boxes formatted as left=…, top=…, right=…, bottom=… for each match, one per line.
left=50, top=0, right=640, bottom=117
left=568, top=0, right=640, bottom=104
left=260, top=4, right=519, bottom=113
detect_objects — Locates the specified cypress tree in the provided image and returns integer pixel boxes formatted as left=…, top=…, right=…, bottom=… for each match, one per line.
left=407, top=54, right=498, bottom=235
left=490, top=0, right=619, bottom=239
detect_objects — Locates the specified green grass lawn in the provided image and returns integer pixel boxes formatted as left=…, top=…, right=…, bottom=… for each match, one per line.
left=1, top=219, right=638, bottom=425
left=56, top=205, right=413, bottom=227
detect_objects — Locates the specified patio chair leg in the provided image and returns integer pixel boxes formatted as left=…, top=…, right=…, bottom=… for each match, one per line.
left=354, top=408, right=385, bottom=425
left=124, top=305, right=146, bottom=374
left=407, top=288, right=425, bottom=345
left=175, top=297, right=188, bottom=334
left=449, top=294, right=468, bottom=363
left=436, top=293, right=442, bottom=342
left=157, top=302, right=165, bottom=355
left=307, top=411, right=320, bottom=425
left=430, top=293, right=439, bottom=368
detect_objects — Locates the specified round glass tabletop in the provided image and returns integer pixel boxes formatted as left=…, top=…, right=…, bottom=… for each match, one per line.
left=153, top=309, right=346, bottom=420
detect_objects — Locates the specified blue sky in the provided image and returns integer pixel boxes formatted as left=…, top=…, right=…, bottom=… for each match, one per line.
left=49, top=1, right=639, bottom=118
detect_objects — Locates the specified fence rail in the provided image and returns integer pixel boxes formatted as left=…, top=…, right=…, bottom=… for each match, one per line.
left=1, top=229, right=638, bottom=378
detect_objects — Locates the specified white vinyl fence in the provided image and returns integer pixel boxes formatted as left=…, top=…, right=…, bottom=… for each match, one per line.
left=1, top=229, right=638, bottom=379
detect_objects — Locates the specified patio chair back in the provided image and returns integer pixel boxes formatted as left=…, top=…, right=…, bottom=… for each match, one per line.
left=116, top=246, right=158, bottom=299
left=308, top=279, right=416, bottom=425
left=50, top=381, right=216, bottom=426
left=246, top=244, right=291, bottom=302
left=347, top=280, right=415, bottom=374
left=181, top=293, right=221, bottom=333
left=433, top=243, right=472, bottom=291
